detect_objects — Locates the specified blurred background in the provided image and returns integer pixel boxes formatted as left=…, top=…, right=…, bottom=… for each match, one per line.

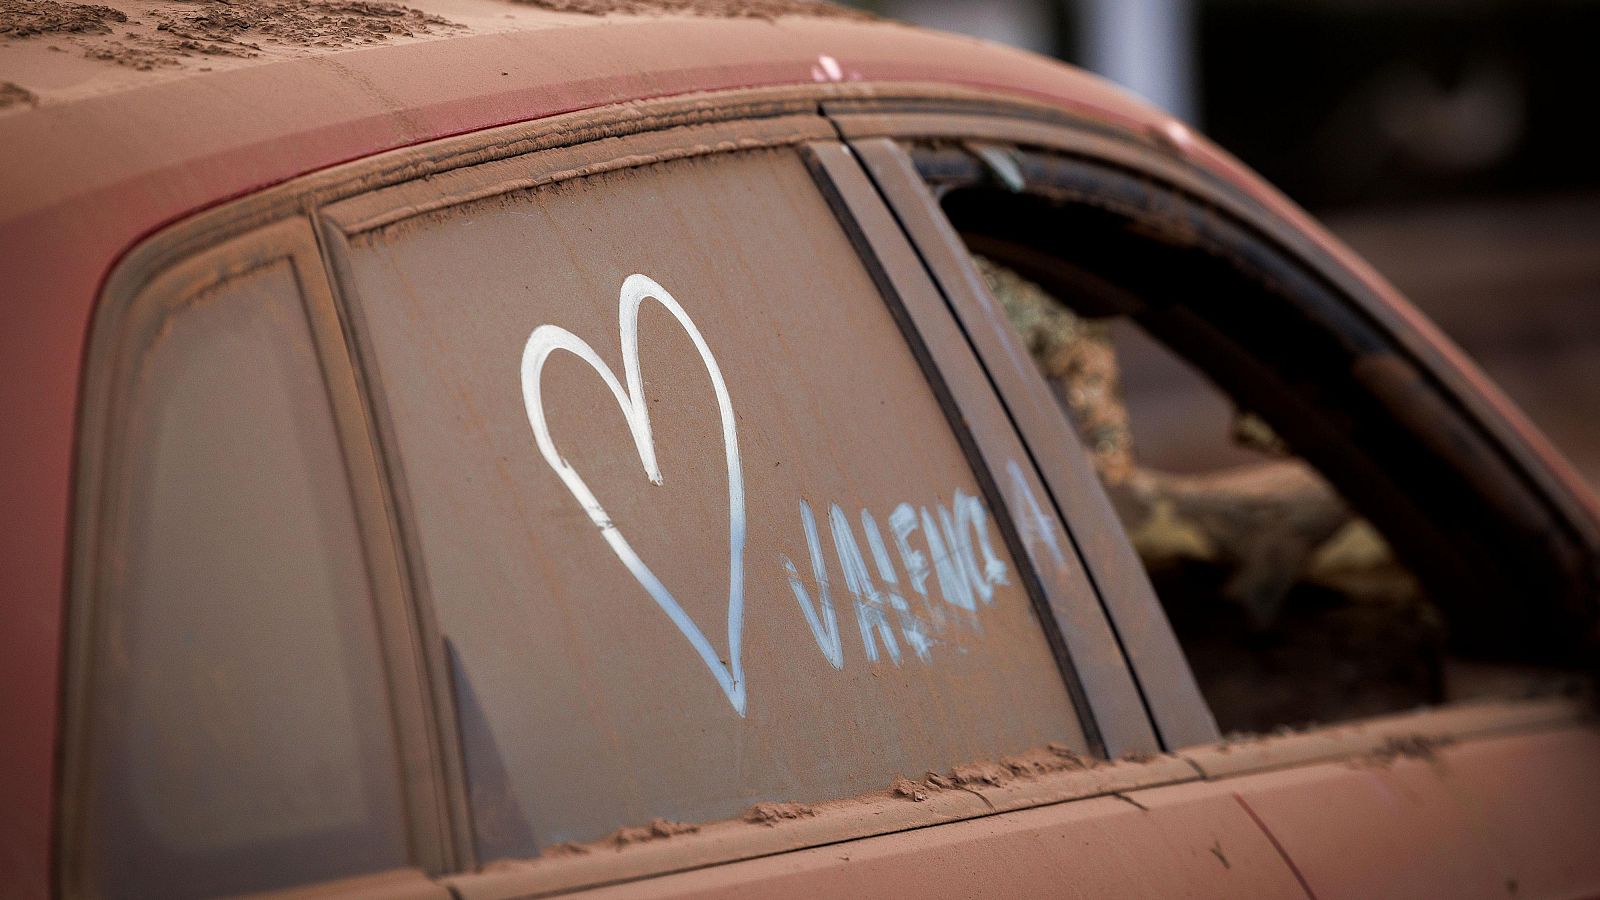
left=843, top=0, right=1600, bottom=490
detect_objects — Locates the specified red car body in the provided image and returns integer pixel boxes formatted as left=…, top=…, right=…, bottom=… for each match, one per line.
left=3, top=5, right=1597, bottom=896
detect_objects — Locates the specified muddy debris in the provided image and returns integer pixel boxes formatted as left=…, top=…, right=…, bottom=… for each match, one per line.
left=507, top=0, right=876, bottom=22
left=884, top=745, right=1109, bottom=799
left=889, top=776, right=928, bottom=802
left=544, top=841, right=590, bottom=857
left=82, top=39, right=181, bottom=68
left=0, top=0, right=125, bottom=37
left=949, top=761, right=1009, bottom=788
left=608, top=817, right=699, bottom=847
left=0, top=80, right=37, bottom=107
left=743, top=801, right=816, bottom=825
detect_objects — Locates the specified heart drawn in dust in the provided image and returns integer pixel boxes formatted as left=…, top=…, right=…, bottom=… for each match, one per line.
left=519, top=273, right=747, bottom=715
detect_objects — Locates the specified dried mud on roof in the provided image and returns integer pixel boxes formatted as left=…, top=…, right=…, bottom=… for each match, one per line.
left=159, top=0, right=454, bottom=49
left=509, top=0, right=876, bottom=22
left=0, top=0, right=125, bottom=36
left=0, top=0, right=458, bottom=72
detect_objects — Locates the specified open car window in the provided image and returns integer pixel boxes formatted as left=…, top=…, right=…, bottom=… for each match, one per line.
left=319, top=139, right=1103, bottom=860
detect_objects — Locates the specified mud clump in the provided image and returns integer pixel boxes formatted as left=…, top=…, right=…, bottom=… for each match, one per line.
left=884, top=745, right=1103, bottom=803
left=889, top=776, right=928, bottom=802
left=942, top=744, right=1100, bottom=790
left=607, top=817, right=699, bottom=847
left=0, top=0, right=125, bottom=37
left=509, top=0, right=876, bottom=23
left=0, top=80, right=37, bottom=107
left=743, top=801, right=816, bottom=825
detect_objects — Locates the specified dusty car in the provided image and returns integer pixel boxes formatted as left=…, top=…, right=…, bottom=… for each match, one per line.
left=2, top=1, right=1598, bottom=897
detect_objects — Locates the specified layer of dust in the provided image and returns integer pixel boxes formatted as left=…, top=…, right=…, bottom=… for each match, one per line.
left=1, top=0, right=459, bottom=71
left=0, top=79, right=37, bottom=105
left=0, top=0, right=125, bottom=37
left=508, top=0, right=876, bottom=22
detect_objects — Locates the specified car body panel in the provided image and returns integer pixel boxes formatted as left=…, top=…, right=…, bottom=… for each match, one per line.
left=1228, top=726, right=1600, bottom=899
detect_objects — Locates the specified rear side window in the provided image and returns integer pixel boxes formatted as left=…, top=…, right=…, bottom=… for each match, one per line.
left=327, top=146, right=1087, bottom=857
left=76, top=247, right=410, bottom=897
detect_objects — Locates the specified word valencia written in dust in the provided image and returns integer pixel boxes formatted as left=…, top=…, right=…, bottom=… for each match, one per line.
left=782, top=492, right=1011, bottom=669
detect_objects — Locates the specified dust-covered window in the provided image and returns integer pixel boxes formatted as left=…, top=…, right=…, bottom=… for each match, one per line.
left=80, top=257, right=411, bottom=898
left=326, top=147, right=1092, bottom=861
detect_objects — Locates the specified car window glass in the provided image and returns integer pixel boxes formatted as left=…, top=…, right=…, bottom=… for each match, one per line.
left=333, top=147, right=1087, bottom=859
left=82, top=258, right=410, bottom=898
